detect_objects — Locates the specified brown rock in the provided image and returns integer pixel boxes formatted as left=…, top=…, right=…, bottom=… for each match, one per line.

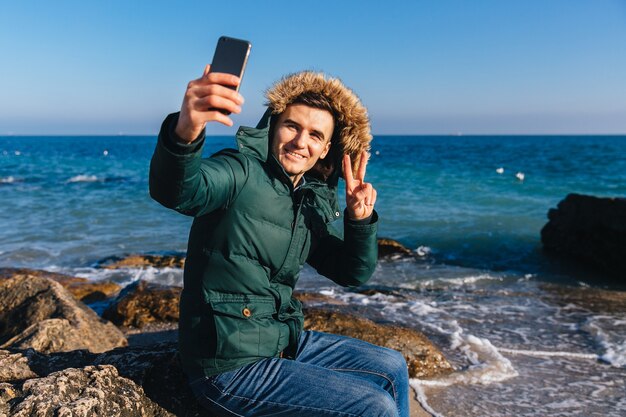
left=103, top=280, right=181, bottom=328
left=378, top=238, right=414, bottom=259
left=0, top=350, right=38, bottom=383
left=7, top=365, right=174, bottom=417
left=0, top=275, right=127, bottom=353
left=304, top=308, right=452, bottom=378
left=0, top=268, right=120, bottom=303
left=66, top=280, right=122, bottom=303
left=98, top=254, right=185, bottom=269
left=541, top=193, right=626, bottom=280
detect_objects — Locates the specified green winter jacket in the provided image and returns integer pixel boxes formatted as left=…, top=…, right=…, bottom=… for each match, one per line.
left=149, top=110, right=378, bottom=379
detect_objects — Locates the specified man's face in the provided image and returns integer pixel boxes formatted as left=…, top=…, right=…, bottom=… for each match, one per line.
left=271, top=104, right=333, bottom=185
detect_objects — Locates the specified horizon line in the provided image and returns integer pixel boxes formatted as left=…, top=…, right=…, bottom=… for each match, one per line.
left=1, top=133, right=626, bottom=137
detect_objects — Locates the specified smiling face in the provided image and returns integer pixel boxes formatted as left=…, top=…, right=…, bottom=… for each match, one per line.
left=271, top=104, right=334, bottom=185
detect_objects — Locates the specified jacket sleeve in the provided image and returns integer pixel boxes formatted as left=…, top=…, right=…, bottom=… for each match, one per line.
left=149, top=112, right=249, bottom=217
left=307, top=210, right=379, bottom=287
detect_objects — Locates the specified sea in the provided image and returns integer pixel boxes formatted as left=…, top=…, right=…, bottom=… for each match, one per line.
left=1, top=133, right=625, bottom=417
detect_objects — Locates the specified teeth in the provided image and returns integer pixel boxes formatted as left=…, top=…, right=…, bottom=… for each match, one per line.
left=287, top=150, right=305, bottom=159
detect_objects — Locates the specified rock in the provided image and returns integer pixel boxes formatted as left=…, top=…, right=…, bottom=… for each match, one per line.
left=103, top=280, right=182, bottom=328
left=378, top=238, right=414, bottom=259
left=0, top=275, right=127, bottom=353
left=97, top=254, right=185, bottom=270
left=0, top=350, right=38, bottom=382
left=0, top=268, right=121, bottom=303
left=67, top=280, right=121, bottom=303
left=2, top=343, right=209, bottom=417
left=7, top=365, right=174, bottom=417
left=304, top=308, right=453, bottom=378
left=541, top=193, right=626, bottom=279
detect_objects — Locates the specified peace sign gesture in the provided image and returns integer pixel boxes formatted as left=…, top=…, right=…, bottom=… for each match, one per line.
left=343, top=151, right=377, bottom=220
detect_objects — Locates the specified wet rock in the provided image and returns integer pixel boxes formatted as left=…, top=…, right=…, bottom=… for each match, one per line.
left=541, top=193, right=626, bottom=279
left=67, top=280, right=122, bottom=303
left=293, top=291, right=346, bottom=306
left=103, top=280, right=182, bottom=328
left=97, top=254, right=185, bottom=269
left=377, top=238, right=414, bottom=259
left=540, top=283, right=626, bottom=314
left=0, top=267, right=120, bottom=303
left=0, top=275, right=127, bottom=353
left=304, top=308, right=452, bottom=378
left=6, top=365, right=174, bottom=417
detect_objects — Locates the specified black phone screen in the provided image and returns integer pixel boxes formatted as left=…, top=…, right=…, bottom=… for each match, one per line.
left=210, top=36, right=251, bottom=79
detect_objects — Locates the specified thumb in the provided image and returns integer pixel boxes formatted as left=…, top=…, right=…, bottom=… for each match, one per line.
left=203, top=64, right=211, bottom=77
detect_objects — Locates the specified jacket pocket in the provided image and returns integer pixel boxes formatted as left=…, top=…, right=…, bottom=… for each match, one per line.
left=209, top=293, right=280, bottom=360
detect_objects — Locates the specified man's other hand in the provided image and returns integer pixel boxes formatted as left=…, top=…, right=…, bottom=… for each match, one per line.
left=343, top=151, right=377, bottom=221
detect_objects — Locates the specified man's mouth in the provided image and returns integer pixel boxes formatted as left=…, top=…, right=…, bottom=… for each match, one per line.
left=285, top=150, right=306, bottom=160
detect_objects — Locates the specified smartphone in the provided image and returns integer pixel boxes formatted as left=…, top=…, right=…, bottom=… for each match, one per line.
left=209, top=36, right=252, bottom=93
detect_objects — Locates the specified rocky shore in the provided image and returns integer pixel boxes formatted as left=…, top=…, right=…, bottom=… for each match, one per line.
left=0, top=239, right=447, bottom=416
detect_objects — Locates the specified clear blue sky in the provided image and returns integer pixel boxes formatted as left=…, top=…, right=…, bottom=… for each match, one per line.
left=1, top=0, right=625, bottom=135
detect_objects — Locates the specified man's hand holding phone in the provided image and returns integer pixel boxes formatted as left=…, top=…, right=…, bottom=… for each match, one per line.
left=174, top=65, right=245, bottom=143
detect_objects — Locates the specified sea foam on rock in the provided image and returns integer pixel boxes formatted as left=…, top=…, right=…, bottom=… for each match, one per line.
left=541, top=193, right=626, bottom=280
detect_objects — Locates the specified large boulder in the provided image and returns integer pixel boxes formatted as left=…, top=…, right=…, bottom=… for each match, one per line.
left=103, top=280, right=182, bottom=328
left=541, top=193, right=626, bottom=279
left=0, top=343, right=208, bottom=417
left=0, top=275, right=127, bottom=353
left=3, top=365, right=174, bottom=417
left=304, top=308, right=452, bottom=378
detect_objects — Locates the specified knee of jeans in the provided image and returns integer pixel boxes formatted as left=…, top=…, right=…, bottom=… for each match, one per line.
left=364, top=390, right=399, bottom=417
left=382, top=348, right=409, bottom=382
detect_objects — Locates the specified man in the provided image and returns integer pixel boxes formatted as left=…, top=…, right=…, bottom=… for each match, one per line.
left=150, top=67, right=409, bottom=416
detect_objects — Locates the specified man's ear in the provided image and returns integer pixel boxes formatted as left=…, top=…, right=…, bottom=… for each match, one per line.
left=320, top=141, right=331, bottom=160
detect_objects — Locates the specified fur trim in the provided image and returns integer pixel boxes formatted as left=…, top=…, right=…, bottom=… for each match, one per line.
left=265, top=71, right=372, bottom=175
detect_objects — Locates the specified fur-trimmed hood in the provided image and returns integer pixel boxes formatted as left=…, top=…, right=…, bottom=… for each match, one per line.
left=265, top=71, right=372, bottom=178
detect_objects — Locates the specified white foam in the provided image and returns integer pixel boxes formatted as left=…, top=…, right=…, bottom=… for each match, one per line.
left=66, top=174, right=99, bottom=183
left=497, top=348, right=598, bottom=360
left=420, top=273, right=503, bottom=287
left=409, top=381, right=447, bottom=417
left=70, top=265, right=184, bottom=288
left=0, top=176, right=16, bottom=183
left=583, top=317, right=626, bottom=367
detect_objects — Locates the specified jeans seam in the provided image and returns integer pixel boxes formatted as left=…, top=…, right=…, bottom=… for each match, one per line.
left=197, top=381, right=245, bottom=417
left=210, top=379, right=362, bottom=417
left=331, top=368, right=398, bottom=408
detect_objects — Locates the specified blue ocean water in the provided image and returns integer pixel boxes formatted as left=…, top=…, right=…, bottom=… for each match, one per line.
left=1, top=134, right=624, bottom=276
left=1, top=133, right=625, bottom=416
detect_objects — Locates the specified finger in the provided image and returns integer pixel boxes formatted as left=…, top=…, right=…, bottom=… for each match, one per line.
left=205, top=72, right=241, bottom=89
left=343, top=154, right=355, bottom=186
left=370, top=188, right=377, bottom=207
left=203, top=64, right=211, bottom=77
left=195, top=95, right=242, bottom=114
left=356, top=151, right=368, bottom=182
left=204, top=110, right=234, bottom=127
left=191, top=83, right=245, bottom=105
left=352, top=182, right=371, bottom=202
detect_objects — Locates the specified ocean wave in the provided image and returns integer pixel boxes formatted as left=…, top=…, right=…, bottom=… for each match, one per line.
left=68, top=265, right=184, bottom=288
left=66, top=174, right=99, bottom=183
left=419, top=273, right=504, bottom=287
left=582, top=316, right=626, bottom=368
left=0, top=176, right=18, bottom=184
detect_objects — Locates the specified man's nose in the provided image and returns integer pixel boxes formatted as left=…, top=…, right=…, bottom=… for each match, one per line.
left=292, top=132, right=307, bottom=147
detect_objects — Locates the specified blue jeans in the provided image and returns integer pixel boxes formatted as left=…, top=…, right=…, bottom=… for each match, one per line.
left=189, top=330, right=409, bottom=416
